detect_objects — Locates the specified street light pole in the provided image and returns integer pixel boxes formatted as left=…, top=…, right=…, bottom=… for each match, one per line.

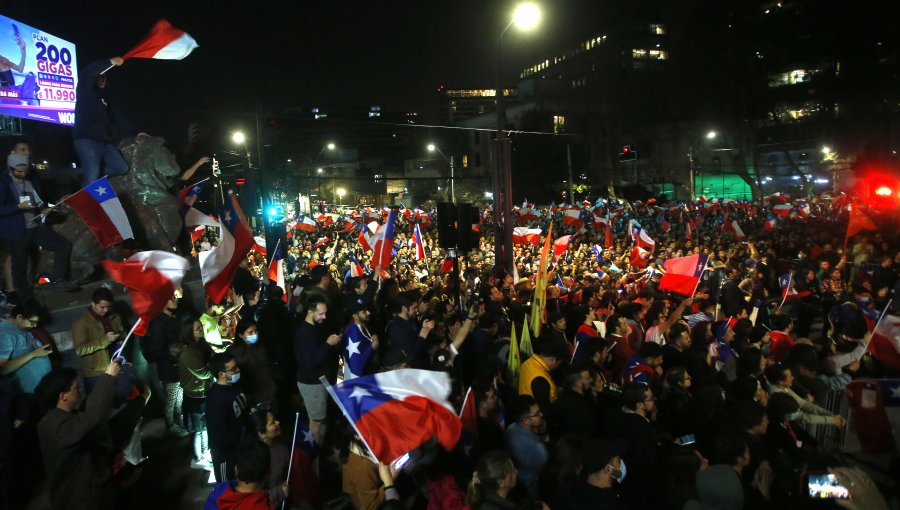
left=450, top=155, right=456, bottom=203
left=492, top=2, right=540, bottom=273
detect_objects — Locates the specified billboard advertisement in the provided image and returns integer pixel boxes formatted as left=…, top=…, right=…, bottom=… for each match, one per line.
left=0, top=15, right=77, bottom=125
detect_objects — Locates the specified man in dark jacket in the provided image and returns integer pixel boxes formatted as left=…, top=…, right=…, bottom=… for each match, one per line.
left=294, top=294, right=341, bottom=445
left=35, top=359, right=122, bottom=510
left=206, top=352, right=250, bottom=483
left=142, top=290, right=187, bottom=437
left=0, top=153, right=75, bottom=302
left=73, top=57, right=138, bottom=185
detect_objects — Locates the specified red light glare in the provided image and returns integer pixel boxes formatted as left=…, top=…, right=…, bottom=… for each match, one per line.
left=875, top=186, right=892, bottom=196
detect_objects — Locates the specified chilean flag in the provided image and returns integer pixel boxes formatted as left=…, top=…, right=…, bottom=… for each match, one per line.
left=773, top=204, right=793, bottom=217
left=294, top=216, right=317, bottom=233
left=629, top=220, right=655, bottom=250
left=659, top=254, right=709, bottom=297
left=324, top=369, right=462, bottom=463
left=178, top=178, right=208, bottom=214
left=342, top=322, right=376, bottom=380
left=868, top=313, right=900, bottom=371
left=562, top=208, right=585, bottom=229
left=267, top=239, right=287, bottom=301
left=764, top=215, right=779, bottom=233
left=185, top=193, right=254, bottom=303
left=512, top=227, right=542, bottom=246
left=66, top=176, right=134, bottom=248
left=457, top=387, right=479, bottom=457
left=630, top=246, right=650, bottom=269
left=101, top=251, right=190, bottom=336
left=725, top=220, right=745, bottom=240
left=348, top=252, right=367, bottom=278
left=123, top=19, right=199, bottom=60
left=358, top=221, right=379, bottom=252
left=778, top=272, right=811, bottom=300
left=413, top=223, right=426, bottom=261
left=553, top=235, right=572, bottom=259
left=369, top=209, right=397, bottom=271
left=287, top=419, right=320, bottom=508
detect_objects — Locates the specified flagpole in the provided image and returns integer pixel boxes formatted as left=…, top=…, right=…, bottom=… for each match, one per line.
left=318, top=375, right=379, bottom=461
left=871, top=299, right=894, bottom=337
left=690, top=258, right=708, bottom=299
left=180, top=176, right=210, bottom=190
left=111, top=318, right=142, bottom=361
left=777, top=273, right=792, bottom=310
left=282, top=412, right=300, bottom=510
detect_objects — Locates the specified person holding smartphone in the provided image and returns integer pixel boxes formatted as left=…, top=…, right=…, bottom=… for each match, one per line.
left=72, top=287, right=124, bottom=394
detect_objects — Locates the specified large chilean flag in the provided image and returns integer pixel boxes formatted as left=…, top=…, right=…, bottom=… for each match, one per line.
left=324, top=369, right=462, bottom=463
left=659, top=254, right=709, bottom=296
left=185, top=193, right=254, bottom=303
left=66, top=176, right=134, bottom=248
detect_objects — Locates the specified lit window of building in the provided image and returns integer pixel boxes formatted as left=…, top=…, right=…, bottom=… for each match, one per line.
left=553, top=115, right=567, bottom=134
left=632, top=49, right=648, bottom=59
left=649, top=24, right=666, bottom=35
left=649, top=49, right=668, bottom=60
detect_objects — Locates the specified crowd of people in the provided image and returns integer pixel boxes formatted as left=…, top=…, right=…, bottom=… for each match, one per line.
left=1, top=127, right=899, bottom=509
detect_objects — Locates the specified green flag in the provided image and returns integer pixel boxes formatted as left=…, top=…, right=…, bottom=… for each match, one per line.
left=507, top=320, right=520, bottom=384
left=521, top=315, right=534, bottom=359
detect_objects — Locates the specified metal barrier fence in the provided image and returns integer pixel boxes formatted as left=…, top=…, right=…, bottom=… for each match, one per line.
left=808, top=389, right=851, bottom=452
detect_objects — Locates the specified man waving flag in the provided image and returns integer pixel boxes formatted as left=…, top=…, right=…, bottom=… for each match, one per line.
left=369, top=208, right=397, bottom=272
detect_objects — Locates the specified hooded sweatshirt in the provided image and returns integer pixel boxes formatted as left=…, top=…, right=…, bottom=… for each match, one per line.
left=204, top=481, right=273, bottom=510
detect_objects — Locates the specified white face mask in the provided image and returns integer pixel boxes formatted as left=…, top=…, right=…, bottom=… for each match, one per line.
left=228, top=372, right=241, bottom=384
left=245, top=334, right=258, bottom=345
left=609, top=460, right=626, bottom=483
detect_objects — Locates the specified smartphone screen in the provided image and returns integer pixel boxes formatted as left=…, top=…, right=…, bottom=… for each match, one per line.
left=390, top=452, right=410, bottom=471
left=807, top=473, right=850, bottom=499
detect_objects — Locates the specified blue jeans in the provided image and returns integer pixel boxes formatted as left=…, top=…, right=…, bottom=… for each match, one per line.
left=74, top=138, right=129, bottom=186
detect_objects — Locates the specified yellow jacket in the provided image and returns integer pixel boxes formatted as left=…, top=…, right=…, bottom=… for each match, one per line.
left=518, top=354, right=558, bottom=402
left=72, top=311, right=124, bottom=377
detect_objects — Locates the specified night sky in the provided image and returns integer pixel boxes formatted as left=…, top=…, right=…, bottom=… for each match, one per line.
left=4, top=0, right=592, bottom=145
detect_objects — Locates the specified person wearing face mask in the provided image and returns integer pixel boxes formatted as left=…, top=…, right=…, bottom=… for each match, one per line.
left=228, top=320, right=276, bottom=410
left=606, top=382, right=660, bottom=509
left=564, top=439, right=629, bottom=510
left=35, top=359, right=122, bottom=510
left=206, top=352, right=250, bottom=483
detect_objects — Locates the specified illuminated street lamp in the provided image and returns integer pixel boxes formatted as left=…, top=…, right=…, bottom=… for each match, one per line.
left=336, top=187, right=346, bottom=205
left=232, top=131, right=246, bottom=144
left=428, top=143, right=456, bottom=202
left=493, top=2, right=542, bottom=272
left=689, top=130, right=718, bottom=200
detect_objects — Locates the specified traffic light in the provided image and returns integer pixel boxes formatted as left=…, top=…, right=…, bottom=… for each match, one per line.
left=619, top=145, right=637, bottom=162
left=235, top=177, right=246, bottom=186
left=212, top=157, right=221, bottom=177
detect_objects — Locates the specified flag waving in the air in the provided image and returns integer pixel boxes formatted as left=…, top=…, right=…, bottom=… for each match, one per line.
left=123, top=19, right=199, bottom=60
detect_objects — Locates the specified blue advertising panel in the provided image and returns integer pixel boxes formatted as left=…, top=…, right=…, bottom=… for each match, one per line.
left=0, top=15, right=77, bottom=125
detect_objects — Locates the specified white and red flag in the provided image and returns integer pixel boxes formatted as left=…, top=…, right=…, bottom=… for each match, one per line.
left=553, top=235, right=572, bottom=259
left=185, top=193, right=254, bottom=303
left=267, top=239, right=287, bottom=301
left=512, top=227, right=542, bottom=246
left=102, top=251, right=190, bottom=336
left=66, top=176, right=134, bottom=248
left=323, top=369, right=462, bottom=464
left=369, top=209, right=397, bottom=271
left=659, top=254, right=709, bottom=297
left=293, top=216, right=317, bottom=233
left=629, top=220, right=655, bottom=250
left=412, top=223, right=427, bottom=261
left=123, top=19, right=199, bottom=61
left=358, top=221, right=379, bottom=252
